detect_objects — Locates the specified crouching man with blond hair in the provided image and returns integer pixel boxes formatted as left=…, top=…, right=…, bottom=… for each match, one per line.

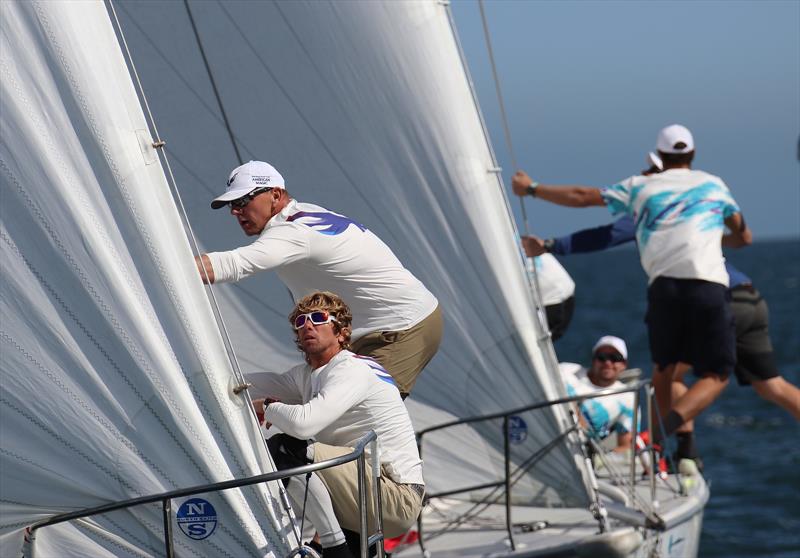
left=251, top=291, right=424, bottom=558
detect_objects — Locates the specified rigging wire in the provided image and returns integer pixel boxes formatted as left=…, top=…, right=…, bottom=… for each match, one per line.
left=105, top=0, right=303, bottom=548
left=477, top=0, right=528, bottom=235
left=183, top=0, right=243, bottom=166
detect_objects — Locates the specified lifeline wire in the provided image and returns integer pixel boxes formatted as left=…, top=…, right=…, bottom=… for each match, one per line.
left=105, top=0, right=303, bottom=548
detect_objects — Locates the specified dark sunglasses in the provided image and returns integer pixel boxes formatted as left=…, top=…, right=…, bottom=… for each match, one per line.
left=593, top=352, right=625, bottom=363
left=229, top=187, right=271, bottom=209
left=293, top=310, right=338, bottom=330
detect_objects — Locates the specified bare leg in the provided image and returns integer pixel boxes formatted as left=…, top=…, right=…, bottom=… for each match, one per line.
left=671, top=373, right=729, bottom=424
left=672, top=363, right=694, bottom=434
left=651, top=363, right=676, bottom=440
left=752, top=376, right=800, bottom=420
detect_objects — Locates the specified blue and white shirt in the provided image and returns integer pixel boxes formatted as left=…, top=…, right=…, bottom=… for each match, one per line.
left=560, top=363, right=636, bottom=440
left=601, top=168, right=740, bottom=286
left=208, top=200, right=438, bottom=340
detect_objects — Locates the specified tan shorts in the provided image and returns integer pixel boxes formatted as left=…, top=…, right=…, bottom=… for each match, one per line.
left=350, top=305, right=443, bottom=396
left=313, top=442, right=423, bottom=539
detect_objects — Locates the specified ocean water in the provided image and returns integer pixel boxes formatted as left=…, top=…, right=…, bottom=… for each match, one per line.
left=552, top=238, right=800, bottom=558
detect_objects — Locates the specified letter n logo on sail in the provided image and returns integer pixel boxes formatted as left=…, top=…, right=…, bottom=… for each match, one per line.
left=176, top=497, right=218, bottom=540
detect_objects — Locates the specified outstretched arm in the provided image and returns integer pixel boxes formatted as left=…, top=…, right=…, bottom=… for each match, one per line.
left=521, top=217, right=636, bottom=257
left=722, top=213, right=752, bottom=248
left=512, top=170, right=605, bottom=207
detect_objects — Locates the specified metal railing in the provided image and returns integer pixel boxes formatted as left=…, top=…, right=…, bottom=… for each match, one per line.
left=27, top=431, right=384, bottom=558
left=415, top=378, right=657, bottom=555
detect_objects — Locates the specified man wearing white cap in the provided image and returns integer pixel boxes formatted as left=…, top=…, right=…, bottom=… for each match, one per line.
left=195, top=160, right=442, bottom=398
left=560, top=336, right=635, bottom=451
left=511, top=125, right=752, bottom=445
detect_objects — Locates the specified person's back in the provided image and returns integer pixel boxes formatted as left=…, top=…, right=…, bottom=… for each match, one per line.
left=604, top=168, right=737, bottom=285
left=215, top=199, right=437, bottom=341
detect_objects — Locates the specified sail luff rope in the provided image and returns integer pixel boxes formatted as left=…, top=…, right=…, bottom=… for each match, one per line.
left=477, top=0, right=528, bottom=235
left=183, top=0, right=244, bottom=166
left=105, top=0, right=303, bottom=548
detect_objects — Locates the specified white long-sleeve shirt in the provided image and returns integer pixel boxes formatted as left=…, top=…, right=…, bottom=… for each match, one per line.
left=250, top=350, right=424, bottom=485
left=207, top=200, right=438, bottom=341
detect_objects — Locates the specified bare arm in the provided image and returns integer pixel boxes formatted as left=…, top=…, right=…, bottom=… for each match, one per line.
left=195, top=254, right=215, bottom=284
left=722, top=213, right=752, bottom=248
left=511, top=170, right=605, bottom=207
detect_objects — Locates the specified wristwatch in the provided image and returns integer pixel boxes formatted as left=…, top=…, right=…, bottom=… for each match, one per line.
left=526, top=181, right=539, bottom=197
left=543, top=238, right=555, bottom=252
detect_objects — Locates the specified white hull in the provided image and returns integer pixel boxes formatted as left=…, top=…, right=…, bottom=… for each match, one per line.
left=393, top=469, right=707, bottom=558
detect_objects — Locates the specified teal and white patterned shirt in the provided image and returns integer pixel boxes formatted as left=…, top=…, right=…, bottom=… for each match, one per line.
left=560, top=363, right=636, bottom=440
left=601, top=168, right=740, bottom=286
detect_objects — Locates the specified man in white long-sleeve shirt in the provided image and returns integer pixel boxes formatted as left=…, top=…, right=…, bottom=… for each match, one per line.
left=196, top=160, right=442, bottom=398
left=251, top=291, right=424, bottom=557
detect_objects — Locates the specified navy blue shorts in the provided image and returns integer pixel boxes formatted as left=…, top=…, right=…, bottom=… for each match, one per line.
left=646, top=277, right=736, bottom=378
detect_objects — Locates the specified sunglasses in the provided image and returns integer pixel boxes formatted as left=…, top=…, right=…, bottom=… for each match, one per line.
left=593, top=352, right=625, bottom=363
left=293, top=310, right=338, bottom=330
left=229, top=187, right=271, bottom=209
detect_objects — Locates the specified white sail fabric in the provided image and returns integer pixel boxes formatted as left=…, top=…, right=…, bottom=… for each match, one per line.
left=0, top=1, right=291, bottom=556
left=114, top=0, right=591, bottom=507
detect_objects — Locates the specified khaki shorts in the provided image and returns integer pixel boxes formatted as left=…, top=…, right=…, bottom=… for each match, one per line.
left=313, top=442, right=423, bottom=539
left=351, top=305, right=443, bottom=396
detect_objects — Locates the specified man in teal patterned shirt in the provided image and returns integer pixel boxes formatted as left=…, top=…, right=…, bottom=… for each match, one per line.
left=511, top=124, right=752, bottom=447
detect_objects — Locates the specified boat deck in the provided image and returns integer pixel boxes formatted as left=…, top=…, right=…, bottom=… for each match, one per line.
left=391, top=461, right=708, bottom=558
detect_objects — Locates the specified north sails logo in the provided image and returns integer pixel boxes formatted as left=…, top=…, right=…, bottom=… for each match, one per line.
left=176, top=498, right=218, bottom=540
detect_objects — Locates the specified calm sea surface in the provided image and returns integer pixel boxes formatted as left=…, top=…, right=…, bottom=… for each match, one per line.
left=553, top=238, right=800, bottom=558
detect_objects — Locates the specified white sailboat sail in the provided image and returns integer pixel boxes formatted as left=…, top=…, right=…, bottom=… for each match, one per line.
left=113, top=0, right=591, bottom=508
left=0, top=1, right=291, bottom=556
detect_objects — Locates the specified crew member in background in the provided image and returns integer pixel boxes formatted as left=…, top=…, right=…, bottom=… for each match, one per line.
left=511, top=124, right=752, bottom=447
left=561, top=336, right=636, bottom=452
left=525, top=213, right=800, bottom=464
left=195, top=160, right=442, bottom=398
left=526, top=252, right=576, bottom=340
left=251, top=291, right=424, bottom=558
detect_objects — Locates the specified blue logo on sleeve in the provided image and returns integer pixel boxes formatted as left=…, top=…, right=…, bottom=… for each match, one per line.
left=354, top=355, right=397, bottom=388
left=508, top=415, right=528, bottom=444
left=176, top=498, right=218, bottom=540
left=287, top=211, right=367, bottom=235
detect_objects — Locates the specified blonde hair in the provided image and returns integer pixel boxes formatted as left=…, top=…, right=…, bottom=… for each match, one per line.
left=288, top=291, right=353, bottom=357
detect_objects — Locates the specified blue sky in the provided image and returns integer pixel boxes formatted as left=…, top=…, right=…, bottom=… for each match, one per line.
left=451, top=0, right=799, bottom=241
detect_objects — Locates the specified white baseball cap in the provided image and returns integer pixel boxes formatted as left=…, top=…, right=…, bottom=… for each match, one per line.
left=211, top=160, right=285, bottom=209
left=592, top=335, right=628, bottom=360
left=656, top=124, right=694, bottom=154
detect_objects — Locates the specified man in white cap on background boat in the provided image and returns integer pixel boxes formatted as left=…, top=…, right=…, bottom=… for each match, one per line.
left=195, top=160, right=442, bottom=398
left=560, top=335, right=636, bottom=452
left=251, top=291, right=424, bottom=558
left=510, top=124, right=752, bottom=447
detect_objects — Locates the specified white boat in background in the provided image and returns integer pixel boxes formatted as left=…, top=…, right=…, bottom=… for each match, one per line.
left=0, top=1, right=706, bottom=556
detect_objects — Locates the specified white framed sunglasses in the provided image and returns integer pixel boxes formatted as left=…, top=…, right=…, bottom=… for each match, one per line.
left=293, top=310, right=338, bottom=330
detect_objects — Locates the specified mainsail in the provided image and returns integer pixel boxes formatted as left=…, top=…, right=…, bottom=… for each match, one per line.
left=112, top=0, right=590, bottom=508
left=1, top=1, right=290, bottom=556
left=2, top=0, right=591, bottom=556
